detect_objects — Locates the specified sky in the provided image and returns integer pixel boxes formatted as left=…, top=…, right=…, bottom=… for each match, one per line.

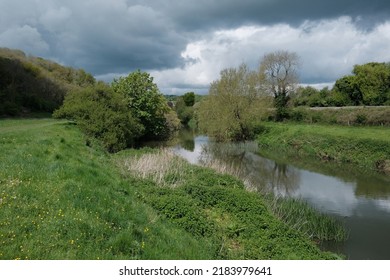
left=1, top=0, right=390, bottom=94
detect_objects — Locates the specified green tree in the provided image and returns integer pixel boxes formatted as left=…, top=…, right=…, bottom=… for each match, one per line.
left=198, top=63, right=269, bottom=141
left=333, top=75, right=362, bottom=105
left=259, top=50, right=300, bottom=120
left=112, top=70, right=179, bottom=140
left=183, top=92, right=195, bottom=106
left=53, top=83, right=144, bottom=152
left=175, top=97, right=194, bottom=126
left=352, top=62, right=390, bottom=105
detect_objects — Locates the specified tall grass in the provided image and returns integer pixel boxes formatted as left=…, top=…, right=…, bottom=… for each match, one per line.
left=265, top=196, right=348, bottom=242
left=123, top=149, right=190, bottom=188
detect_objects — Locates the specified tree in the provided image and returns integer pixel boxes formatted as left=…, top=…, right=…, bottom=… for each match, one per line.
left=198, top=63, right=269, bottom=141
left=352, top=62, right=390, bottom=105
left=332, top=62, right=390, bottom=106
left=333, top=75, right=362, bottom=105
left=259, top=50, right=300, bottom=120
left=112, top=70, right=179, bottom=140
left=175, top=97, right=194, bottom=126
left=182, top=92, right=195, bottom=106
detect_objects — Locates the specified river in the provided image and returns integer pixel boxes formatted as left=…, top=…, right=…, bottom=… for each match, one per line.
left=165, top=129, right=390, bottom=260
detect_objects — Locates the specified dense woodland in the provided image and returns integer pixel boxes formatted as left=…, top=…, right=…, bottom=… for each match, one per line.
left=0, top=48, right=95, bottom=116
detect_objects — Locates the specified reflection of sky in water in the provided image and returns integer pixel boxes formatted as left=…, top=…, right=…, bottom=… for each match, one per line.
left=172, top=136, right=207, bottom=164
left=291, top=170, right=358, bottom=217
left=173, top=136, right=390, bottom=218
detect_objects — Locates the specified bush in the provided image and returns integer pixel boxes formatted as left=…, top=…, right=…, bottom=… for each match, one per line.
left=53, top=83, right=144, bottom=152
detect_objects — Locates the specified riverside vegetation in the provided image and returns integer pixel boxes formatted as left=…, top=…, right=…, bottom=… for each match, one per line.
left=257, top=122, right=390, bottom=174
left=0, top=119, right=344, bottom=259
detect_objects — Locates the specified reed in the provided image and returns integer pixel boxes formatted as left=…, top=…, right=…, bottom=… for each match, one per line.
left=265, top=195, right=348, bottom=242
left=123, top=149, right=189, bottom=187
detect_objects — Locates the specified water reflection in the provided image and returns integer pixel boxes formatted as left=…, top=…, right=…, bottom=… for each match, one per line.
left=197, top=141, right=300, bottom=195
left=170, top=131, right=390, bottom=259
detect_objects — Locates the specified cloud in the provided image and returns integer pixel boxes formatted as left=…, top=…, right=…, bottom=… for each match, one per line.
left=0, top=0, right=390, bottom=93
left=150, top=17, right=390, bottom=93
left=0, top=25, right=49, bottom=55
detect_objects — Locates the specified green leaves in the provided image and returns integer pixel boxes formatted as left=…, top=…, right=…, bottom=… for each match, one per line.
left=54, top=83, right=144, bottom=152
left=198, top=63, right=269, bottom=141
left=54, top=70, right=180, bottom=152
left=112, top=70, right=178, bottom=140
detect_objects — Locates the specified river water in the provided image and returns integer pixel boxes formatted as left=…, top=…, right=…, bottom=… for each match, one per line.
left=167, top=129, right=390, bottom=260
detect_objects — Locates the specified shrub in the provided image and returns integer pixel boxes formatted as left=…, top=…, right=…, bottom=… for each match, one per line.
left=53, top=83, right=144, bottom=152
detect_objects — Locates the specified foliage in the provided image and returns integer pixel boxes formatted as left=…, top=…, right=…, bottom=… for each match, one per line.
left=55, top=70, right=180, bottom=152
left=112, top=70, right=179, bottom=140
left=175, top=96, right=194, bottom=127
left=53, top=83, right=143, bottom=152
left=182, top=92, right=195, bottom=106
left=259, top=51, right=300, bottom=120
left=332, top=62, right=390, bottom=106
left=0, top=48, right=95, bottom=116
left=198, top=63, right=269, bottom=141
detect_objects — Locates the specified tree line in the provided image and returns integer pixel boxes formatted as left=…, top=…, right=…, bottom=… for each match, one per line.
left=196, top=51, right=390, bottom=141
left=0, top=48, right=95, bottom=116
left=293, top=62, right=390, bottom=107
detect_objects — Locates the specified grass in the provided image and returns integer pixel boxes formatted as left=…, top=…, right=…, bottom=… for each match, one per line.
left=0, top=119, right=215, bottom=259
left=1, top=118, right=343, bottom=259
left=257, top=122, right=390, bottom=173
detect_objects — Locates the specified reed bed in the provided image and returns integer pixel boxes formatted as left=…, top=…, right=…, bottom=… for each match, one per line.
left=123, top=149, right=189, bottom=188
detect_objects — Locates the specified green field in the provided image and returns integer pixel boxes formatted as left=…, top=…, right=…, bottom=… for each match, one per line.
left=257, top=122, right=390, bottom=173
left=0, top=119, right=340, bottom=259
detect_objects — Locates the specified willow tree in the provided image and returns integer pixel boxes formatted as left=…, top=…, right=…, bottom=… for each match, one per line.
left=198, top=63, right=269, bottom=141
left=259, top=50, right=300, bottom=120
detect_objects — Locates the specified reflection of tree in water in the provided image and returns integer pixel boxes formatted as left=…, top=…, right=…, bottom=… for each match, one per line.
left=268, top=162, right=300, bottom=196
left=178, top=130, right=195, bottom=151
left=199, top=141, right=300, bottom=195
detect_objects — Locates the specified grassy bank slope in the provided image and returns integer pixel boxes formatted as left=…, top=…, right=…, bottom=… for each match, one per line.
left=0, top=119, right=215, bottom=259
left=257, top=123, right=390, bottom=173
left=1, top=119, right=338, bottom=259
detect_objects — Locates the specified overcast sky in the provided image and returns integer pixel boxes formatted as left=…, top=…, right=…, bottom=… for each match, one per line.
left=1, top=0, right=390, bottom=94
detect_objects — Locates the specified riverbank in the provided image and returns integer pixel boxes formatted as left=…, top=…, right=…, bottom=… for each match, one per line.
left=0, top=119, right=341, bottom=259
left=257, top=122, right=390, bottom=174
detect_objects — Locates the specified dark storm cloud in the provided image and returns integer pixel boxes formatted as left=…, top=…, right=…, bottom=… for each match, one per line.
left=1, top=0, right=390, bottom=92
left=150, top=0, right=390, bottom=31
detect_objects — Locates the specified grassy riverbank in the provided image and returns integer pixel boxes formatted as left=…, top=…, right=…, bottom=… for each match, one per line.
left=1, top=118, right=341, bottom=259
left=257, top=122, right=390, bottom=174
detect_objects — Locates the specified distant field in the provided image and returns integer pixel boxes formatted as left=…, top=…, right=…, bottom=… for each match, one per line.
left=290, top=106, right=390, bottom=126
